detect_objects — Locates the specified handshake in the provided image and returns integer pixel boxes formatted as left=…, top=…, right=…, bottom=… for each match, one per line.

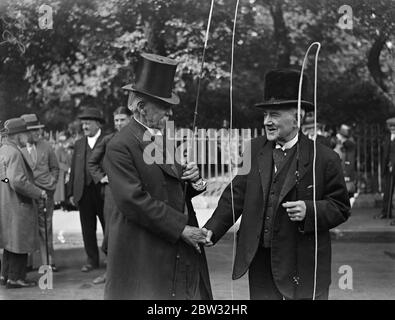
left=181, top=226, right=213, bottom=253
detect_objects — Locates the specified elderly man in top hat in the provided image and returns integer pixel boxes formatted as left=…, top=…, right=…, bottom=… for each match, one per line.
left=103, top=53, right=212, bottom=300
left=203, top=69, right=350, bottom=300
left=68, top=107, right=106, bottom=272
left=0, top=118, right=47, bottom=288
left=20, top=114, right=59, bottom=271
left=376, top=117, right=395, bottom=225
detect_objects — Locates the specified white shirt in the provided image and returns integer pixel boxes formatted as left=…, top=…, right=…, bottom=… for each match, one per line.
left=87, top=129, right=101, bottom=149
left=274, top=133, right=299, bottom=173
left=134, top=117, right=162, bottom=136
left=275, top=133, right=299, bottom=152
left=391, top=133, right=395, bottom=141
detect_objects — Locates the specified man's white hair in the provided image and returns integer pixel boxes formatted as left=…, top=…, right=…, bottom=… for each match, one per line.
left=127, top=92, right=146, bottom=116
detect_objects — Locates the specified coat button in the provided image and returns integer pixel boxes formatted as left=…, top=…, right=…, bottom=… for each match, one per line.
left=176, top=254, right=180, bottom=259
left=264, top=229, right=269, bottom=233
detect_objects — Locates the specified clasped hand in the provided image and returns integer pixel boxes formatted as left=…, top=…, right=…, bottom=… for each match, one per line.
left=181, top=226, right=213, bottom=253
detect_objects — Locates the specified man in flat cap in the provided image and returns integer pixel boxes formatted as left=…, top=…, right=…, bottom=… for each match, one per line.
left=203, top=69, right=350, bottom=300
left=376, top=117, right=395, bottom=225
left=68, top=107, right=106, bottom=272
left=103, top=53, right=212, bottom=300
left=0, top=118, right=47, bottom=288
left=20, top=114, right=59, bottom=271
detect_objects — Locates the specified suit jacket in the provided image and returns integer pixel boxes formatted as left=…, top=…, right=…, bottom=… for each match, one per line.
left=382, top=134, right=395, bottom=175
left=22, top=139, right=59, bottom=191
left=68, top=131, right=105, bottom=203
left=88, top=132, right=115, bottom=184
left=0, top=140, right=42, bottom=253
left=204, top=134, right=350, bottom=299
left=103, top=118, right=212, bottom=300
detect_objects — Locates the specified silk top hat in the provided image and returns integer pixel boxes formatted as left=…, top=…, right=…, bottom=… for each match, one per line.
left=3, top=118, right=31, bottom=135
left=78, top=107, right=105, bottom=123
left=20, top=114, right=45, bottom=130
left=122, top=53, right=180, bottom=105
left=255, top=69, right=314, bottom=112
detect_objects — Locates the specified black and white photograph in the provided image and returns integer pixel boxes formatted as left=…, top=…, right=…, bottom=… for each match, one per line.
left=0, top=0, right=394, bottom=305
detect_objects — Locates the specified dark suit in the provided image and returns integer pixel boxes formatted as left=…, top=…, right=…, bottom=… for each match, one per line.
left=381, top=134, right=395, bottom=218
left=103, top=119, right=212, bottom=300
left=88, top=133, right=116, bottom=254
left=69, top=132, right=105, bottom=267
left=204, top=134, right=350, bottom=300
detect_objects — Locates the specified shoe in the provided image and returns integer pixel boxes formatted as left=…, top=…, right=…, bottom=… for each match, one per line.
left=51, top=265, right=58, bottom=272
left=390, top=220, right=395, bottom=226
left=92, top=273, right=106, bottom=285
left=6, top=279, right=37, bottom=289
left=81, top=264, right=95, bottom=272
left=373, top=213, right=387, bottom=219
left=0, top=276, right=7, bottom=286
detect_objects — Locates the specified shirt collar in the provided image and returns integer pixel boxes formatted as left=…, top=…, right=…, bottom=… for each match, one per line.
left=275, top=133, right=299, bottom=151
left=88, top=129, right=101, bottom=142
left=134, top=117, right=162, bottom=136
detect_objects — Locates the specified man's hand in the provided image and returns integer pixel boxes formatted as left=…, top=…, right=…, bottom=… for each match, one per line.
left=282, top=201, right=306, bottom=222
left=181, top=162, right=200, bottom=183
left=181, top=226, right=208, bottom=253
left=40, top=190, right=47, bottom=200
left=100, top=175, right=109, bottom=184
left=69, top=196, right=75, bottom=206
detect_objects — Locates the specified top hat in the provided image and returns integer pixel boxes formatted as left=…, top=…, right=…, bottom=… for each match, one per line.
left=20, top=114, right=45, bottom=130
left=3, top=118, right=31, bottom=135
left=255, top=69, right=314, bottom=112
left=78, top=107, right=105, bottom=123
left=386, top=117, right=395, bottom=126
left=122, top=53, right=180, bottom=105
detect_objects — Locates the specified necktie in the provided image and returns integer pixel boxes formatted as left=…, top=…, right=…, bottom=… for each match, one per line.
left=273, top=147, right=286, bottom=173
left=29, top=145, right=37, bottom=166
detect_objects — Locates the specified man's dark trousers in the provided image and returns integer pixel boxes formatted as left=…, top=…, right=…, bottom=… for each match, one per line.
left=78, top=182, right=105, bottom=267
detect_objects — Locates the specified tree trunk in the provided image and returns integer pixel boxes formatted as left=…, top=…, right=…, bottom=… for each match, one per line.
left=367, top=32, right=395, bottom=106
left=269, top=0, right=291, bottom=68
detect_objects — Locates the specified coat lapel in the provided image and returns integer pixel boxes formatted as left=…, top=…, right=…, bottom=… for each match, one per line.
left=277, top=134, right=312, bottom=205
left=257, top=139, right=274, bottom=203
left=128, top=119, right=180, bottom=180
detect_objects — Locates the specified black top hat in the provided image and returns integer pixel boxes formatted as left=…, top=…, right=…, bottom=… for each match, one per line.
left=20, top=114, right=45, bottom=130
left=3, top=118, right=31, bottom=135
left=78, top=107, right=105, bottom=123
left=255, top=69, right=314, bottom=112
left=122, top=53, right=180, bottom=105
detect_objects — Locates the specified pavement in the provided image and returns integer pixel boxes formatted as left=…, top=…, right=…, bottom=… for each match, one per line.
left=1, top=194, right=395, bottom=300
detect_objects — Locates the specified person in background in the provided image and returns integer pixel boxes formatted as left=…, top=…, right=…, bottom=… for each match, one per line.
left=21, top=114, right=59, bottom=272
left=68, top=108, right=106, bottom=272
left=301, top=115, right=332, bottom=148
left=333, top=124, right=356, bottom=206
left=0, top=118, right=47, bottom=288
left=54, top=132, right=72, bottom=209
left=88, top=106, right=131, bottom=285
left=376, top=117, right=395, bottom=225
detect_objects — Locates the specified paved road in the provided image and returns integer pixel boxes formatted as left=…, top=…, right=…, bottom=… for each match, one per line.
left=1, top=237, right=395, bottom=300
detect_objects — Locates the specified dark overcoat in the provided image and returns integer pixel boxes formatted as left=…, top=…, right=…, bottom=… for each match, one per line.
left=204, top=134, right=350, bottom=299
left=103, top=119, right=212, bottom=300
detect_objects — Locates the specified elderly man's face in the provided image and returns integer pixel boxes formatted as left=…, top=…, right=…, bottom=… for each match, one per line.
left=142, top=98, right=173, bottom=131
left=263, top=107, right=300, bottom=144
left=389, top=124, right=395, bottom=134
left=81, top=120, right=100, bottom=137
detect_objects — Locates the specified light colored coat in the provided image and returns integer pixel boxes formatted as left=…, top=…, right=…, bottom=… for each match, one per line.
left=0, top=140, right=42, bottom=253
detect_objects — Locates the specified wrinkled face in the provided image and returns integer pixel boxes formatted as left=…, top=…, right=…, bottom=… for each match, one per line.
left=141, top=99, right=173, bottom=131
left=263, top=107, right=301, bottom=144
left=114, top=114, right=130, bottom=132
left=81, top=120, right=100, bottom=137
left=389, top=124, right=395, bottom=134
left=28, top=129, right=41, bottom=144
